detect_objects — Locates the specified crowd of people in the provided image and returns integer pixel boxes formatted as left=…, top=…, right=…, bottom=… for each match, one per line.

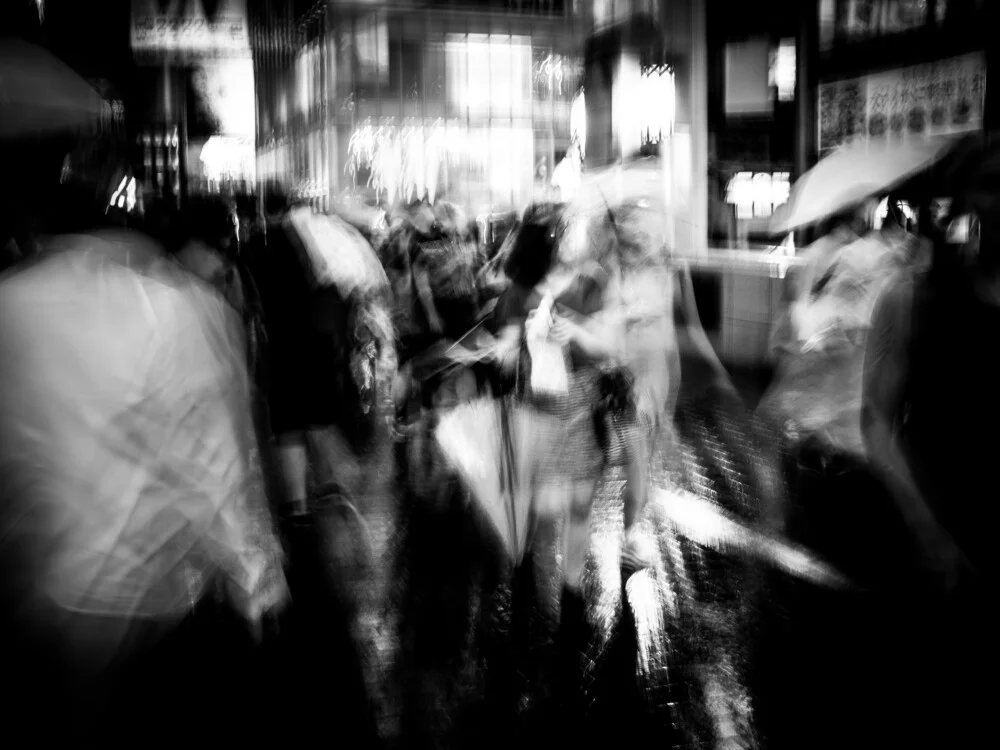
left=1, top=126, right=997, bottom=749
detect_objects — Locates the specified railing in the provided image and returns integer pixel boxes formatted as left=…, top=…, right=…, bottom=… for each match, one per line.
left=684, top=248, right=809, bottom=278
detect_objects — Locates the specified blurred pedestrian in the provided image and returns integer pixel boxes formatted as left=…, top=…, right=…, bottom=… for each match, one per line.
left=244, top=184, right=365, bottom=521
left=0, top=213, right=287, bottom=745
left=861, top=181, right=998, bottom=747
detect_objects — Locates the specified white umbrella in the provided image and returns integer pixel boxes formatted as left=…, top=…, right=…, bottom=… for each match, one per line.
left=559, top=157, right=669, bottom=268
left=284, top=208, right=389, bottom=299
left=770, top=136, right=959, bottom=235
left=435, top=397, right=535, bottom=563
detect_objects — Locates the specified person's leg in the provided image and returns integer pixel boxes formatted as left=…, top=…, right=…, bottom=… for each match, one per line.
left=562, top=479, right=596, bottom=592
left=621, top=428, right=656, bottom=571
left=622, top=449, right=646, bottom=532
left=556, top=480, right=597, bottom=736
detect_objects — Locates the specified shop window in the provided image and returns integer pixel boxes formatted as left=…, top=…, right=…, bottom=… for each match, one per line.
left=724, top=39, right=771, bottom=117
left=446, top=34, right=532, bottom=121
left=355, top=13, right=389, bottom=88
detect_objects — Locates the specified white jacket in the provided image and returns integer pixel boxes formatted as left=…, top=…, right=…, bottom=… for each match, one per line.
left=0, top=231, right=283, bottom=629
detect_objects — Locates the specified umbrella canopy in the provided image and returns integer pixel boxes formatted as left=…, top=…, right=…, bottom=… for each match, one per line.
left=0, top=37, right=104, bottom=139
left=284, top=208, right=389, bottom=300
left=770, top=136, right=960, bottom=235
left=331, top=196, right=387, bottom=236
left=435, top=398, right=535, bottom=563
left=559, top=157, right=669, bottom=269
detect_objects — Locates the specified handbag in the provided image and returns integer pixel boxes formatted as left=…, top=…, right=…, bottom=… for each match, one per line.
left=595, top=367, right=638, bottom=467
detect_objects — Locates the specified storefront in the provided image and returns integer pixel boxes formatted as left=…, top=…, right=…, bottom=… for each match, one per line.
left=252, top=0, right=583, bottom=216
left=130, top=0, right=256, bottom=206
left=704, top=0, right=799, bottom=250
left=814, top=0, right=991, bottom=226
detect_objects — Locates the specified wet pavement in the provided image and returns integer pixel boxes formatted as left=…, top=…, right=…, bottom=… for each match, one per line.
left=265, top=361, right=981, bottom=750
left=296, top=370, right=783, bottom=749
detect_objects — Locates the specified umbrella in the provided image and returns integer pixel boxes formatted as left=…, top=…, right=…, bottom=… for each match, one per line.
left=284, top=208, right=389, bottom=300
left=331, top=197, right=387, bottom=236
left=559, top=157, right=669, bottom=269
left=770, top=136, right=960, bottom=235
left=0, top=37, right=104, bottom=139
left=435, top=397, right=537, bottom=563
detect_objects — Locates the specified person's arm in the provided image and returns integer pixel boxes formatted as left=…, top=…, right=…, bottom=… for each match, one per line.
left=550, top=312, right=621, bottom=361
left=862, top=276, right=972, bottom=590
left=549, top=266, right=626, bottom=363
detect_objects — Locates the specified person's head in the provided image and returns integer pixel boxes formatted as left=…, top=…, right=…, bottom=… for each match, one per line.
left=183, top=196, right=235, bottom=256
left=504, top=203, right=562, bottom=286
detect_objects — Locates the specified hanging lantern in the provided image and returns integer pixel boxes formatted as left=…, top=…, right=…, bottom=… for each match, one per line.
left=639, top=64, right=674, bottom=146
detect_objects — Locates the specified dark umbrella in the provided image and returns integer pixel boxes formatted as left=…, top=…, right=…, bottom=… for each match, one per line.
left=0, top=37, right=103, bottom=139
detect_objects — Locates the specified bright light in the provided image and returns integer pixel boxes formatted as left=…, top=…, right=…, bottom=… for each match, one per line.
left=194, top=58, right=256, bottom=139
left=873, top=196, right=916, bottom=229
left=347, top=120, right=532, bottom=209
left=200, top=136, right=256, bottom=183
left=640, top=66, right=675, bottom=145
left=726, top=171, right=791, bottom=220
left=570, top=90, right=586, bottom=156
left=108, top=174, right=137, bottom=214
left=446, top=35, right=532, bottom=119
left=770, top=39, right=796, bottom=102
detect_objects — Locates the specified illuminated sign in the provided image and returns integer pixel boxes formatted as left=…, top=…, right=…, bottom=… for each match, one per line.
left=725, top=171, right=791, bottom=220
left=130, top=0, right=250, bottom=60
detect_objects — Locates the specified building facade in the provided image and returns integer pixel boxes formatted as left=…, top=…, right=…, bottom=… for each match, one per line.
left=251, top=1, right=595, bottom=214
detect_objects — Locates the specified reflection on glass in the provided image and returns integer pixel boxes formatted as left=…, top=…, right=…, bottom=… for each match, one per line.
left=356, top=14, right=389, bottom=87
